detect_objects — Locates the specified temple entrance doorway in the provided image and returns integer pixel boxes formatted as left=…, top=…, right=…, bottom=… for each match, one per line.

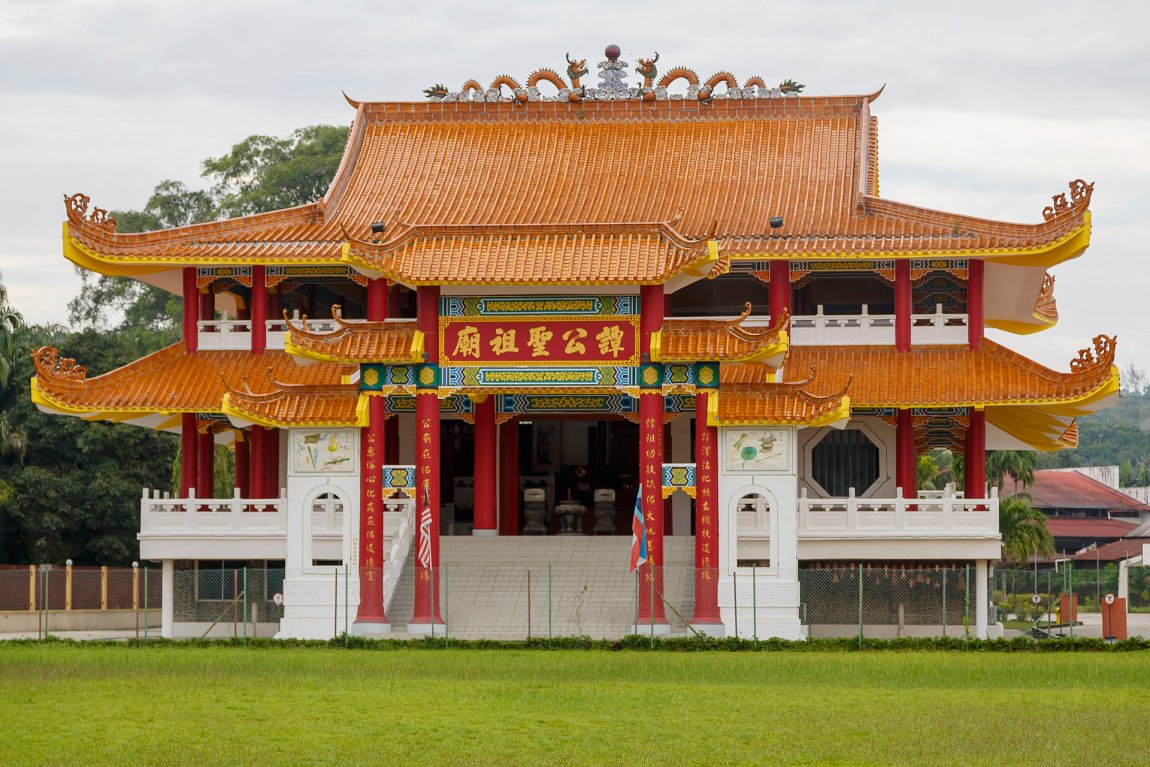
left=516, top=418, right=638, bottom=536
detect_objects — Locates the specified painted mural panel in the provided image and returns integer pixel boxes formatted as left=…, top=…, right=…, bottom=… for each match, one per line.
left=722, top=428, right=791, bottom=473
left=291, top=430, right=356, bottom=475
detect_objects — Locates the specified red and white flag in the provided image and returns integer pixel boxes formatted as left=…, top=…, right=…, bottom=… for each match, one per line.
left=417, top=480, right=432, bottom=569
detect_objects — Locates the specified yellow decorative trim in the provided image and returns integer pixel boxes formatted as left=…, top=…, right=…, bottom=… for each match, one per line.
left=985, top=318, right=1054, bottom=335
left=649, top=330, right=662, bottom=362
left=727, top=217, right=1091, bottom=270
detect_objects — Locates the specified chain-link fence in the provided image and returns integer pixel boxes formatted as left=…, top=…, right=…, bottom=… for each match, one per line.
left=0, top=564, right=162, bottom=638
left=994, top=565, right=1150, bottom=619
left=799, top=564, right=983, bottom=640
left=6, top=560, right=1147, bottom=641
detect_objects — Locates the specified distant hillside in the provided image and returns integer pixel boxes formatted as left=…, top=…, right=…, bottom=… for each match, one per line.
left=1037, top=371, right=1150, bottom=486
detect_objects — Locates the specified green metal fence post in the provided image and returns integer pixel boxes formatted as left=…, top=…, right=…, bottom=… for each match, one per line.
left=752, top=565, right=758, bottom=641
left=1068, top=561, right=1074, bottom=639
left=143, top=565, right=149, bottom=643
left=649, top=567, right=655, bottom=648
left=942, top=567, right=947, bottom=638
left=547, top=562, right=552, bottom=644
left=344, top=564, right=349, bottom=647
left=733, top=570, right=738, bottom=639
left=242, top=566, right=248, bottom=645
left=964, top=564, right=971, bottom=643
left=857, top=563, right=864, bottom=648
left=43, top=566, right=49, bottom=640
left=444, top=564, right=449, bottom=649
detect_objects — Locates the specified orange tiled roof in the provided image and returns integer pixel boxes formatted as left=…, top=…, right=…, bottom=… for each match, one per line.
left=720, top=336, right=1117, bottom=407
left=31, top=344, right=354, bottom=421
left=654, top=305, right=789, bottom=364
left=343, top=222, right=712, bottom=285
left=1033, top=273, right=1059, bottom=324
left=62, top=97, right=1095, bottom=279
left=284, top=307, right=423, bottom=364
left=712, top=378, right=850, bottom=427
left=222, top=384, right=364, bottom=429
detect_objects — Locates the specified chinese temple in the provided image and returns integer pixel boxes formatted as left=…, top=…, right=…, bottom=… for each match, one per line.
left=32, top=46, right=1119, bottom=639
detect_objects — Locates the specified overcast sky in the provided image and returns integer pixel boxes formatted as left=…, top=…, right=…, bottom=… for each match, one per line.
left=1, top=0, right=1147, bottom=374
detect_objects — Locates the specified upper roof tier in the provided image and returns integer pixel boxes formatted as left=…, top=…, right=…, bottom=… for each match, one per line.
left=62, top=49, right=1096, bottom=285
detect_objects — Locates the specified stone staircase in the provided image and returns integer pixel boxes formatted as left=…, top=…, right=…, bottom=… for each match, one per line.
left=385, top=536, right=698, bottom=639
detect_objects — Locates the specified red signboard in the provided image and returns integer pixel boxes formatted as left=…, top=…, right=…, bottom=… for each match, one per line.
left=440, top=317, right=640, bottom=366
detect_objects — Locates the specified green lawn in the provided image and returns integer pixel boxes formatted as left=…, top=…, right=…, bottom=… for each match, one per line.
left=2, top=643, right=1148, bottom=766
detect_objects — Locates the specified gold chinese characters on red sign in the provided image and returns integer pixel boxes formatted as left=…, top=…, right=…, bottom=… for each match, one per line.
left=440, top=317, right=640, bottom=366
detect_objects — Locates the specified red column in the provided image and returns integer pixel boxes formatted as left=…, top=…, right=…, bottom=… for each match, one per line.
left=251, top=266, right=267, bottom=354
left=769, top=260, right=790, bottom=324
left=638, top=283, right=666, bottom=625
left=498, top=420, right=520, bottom=536
left=895, top=260, right=912, bottom=352
left=411, top=285, right=443, bottom=626
left=264, top=428, right=280, bottom=497
left=196, top=426, right=214, bottom=499
left=896, top=408, right=917, bottom=498
left=638, top=392, right=666, bottom=624
left=199, top=290, right=214, bottom=323
left=964, top=408, right=986, bottom=500
left=248, top=426, right=267, bottom=499
left=180, top=413, right=197, bottom=496
left=967, top=259, right=984, bottom=350
left=473, top=397, right=497, bottom=535
left=182, top=268, right=199, bottom=353
left=234, top=430, right=250, bottom=496
left=356, top=395, right=388, bottom=629
left=367, top=278, right=387, bottom=321
left=692, top=390, right=721, bottom=626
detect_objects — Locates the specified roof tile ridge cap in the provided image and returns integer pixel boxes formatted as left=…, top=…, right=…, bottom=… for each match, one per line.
left=861, top=193, right=1086, bottom=241
left=318, top=103, right=368, bottom=222
left=728, top=307, right=788, bottom=341
left=988, top=336, right=1116, bottom=385
left=70, top=200, right=321, bottom=247
left=33, top=342, right=182, bottom=389
left=342, top=220, right=418, bottom=254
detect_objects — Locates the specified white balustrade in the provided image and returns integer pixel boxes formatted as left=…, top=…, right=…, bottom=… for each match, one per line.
left=797, top=486, right=998, bottom=537
left=382, top=498, right=416, bottom=611
left=140, top=487, right=287, bottom=533
left=910, top=305, right=969, bottom=345
left=196, top=319, right=253, bottom=350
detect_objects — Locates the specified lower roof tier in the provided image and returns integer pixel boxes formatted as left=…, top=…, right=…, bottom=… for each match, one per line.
left=30, top=335, right=1117, bottom=451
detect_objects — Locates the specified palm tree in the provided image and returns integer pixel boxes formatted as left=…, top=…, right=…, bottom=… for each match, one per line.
left=998, top=493, right=1055, bottom=565
left=986, top=450, right=1037, bottom=493
left=0, top=272, right=24, bottom=392
left=0, top=272, right=27, bottom=463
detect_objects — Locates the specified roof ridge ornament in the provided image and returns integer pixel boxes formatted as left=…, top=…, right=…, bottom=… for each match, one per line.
left=32, top=346, right=88, bottom=384
left=64, top=193, right=117, bottom=234
left=422, top=46, right=805, bottom=103
left=1069, top=334, right=1116, bottom=374
left=1042, top=179, right=1095, bottom=222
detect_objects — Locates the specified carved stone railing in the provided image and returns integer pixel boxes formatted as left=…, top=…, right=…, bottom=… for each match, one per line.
left=140, top=488, right=287, bottom=533
left=788, top=305, right=967, bottom=346
left=197, top=319, right=253, bottom=350
left=798, top=487, right=998, bottom=537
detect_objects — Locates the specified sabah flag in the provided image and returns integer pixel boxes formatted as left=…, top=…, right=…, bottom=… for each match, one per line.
left=630, top=493, right=647, bottom=572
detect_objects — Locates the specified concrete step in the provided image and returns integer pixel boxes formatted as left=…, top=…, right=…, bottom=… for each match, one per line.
left=386, top=536, right=698, bottom=639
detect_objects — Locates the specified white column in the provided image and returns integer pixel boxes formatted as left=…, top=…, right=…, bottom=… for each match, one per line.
left=161, top=560, right=174, bottom=638
left=975, top=559, right=988, bottom=640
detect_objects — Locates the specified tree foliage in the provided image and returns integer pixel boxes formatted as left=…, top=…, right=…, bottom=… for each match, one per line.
left=998, top=493, right=1055, bottom=565
left=2, top=125, right=348, bottom=565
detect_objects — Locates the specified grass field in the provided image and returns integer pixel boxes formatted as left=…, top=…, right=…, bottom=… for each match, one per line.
left=2, top=643, right=1148, bottom=766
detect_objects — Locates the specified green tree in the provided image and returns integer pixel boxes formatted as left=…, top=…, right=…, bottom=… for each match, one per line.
left=0, top=272, right=27, bottom=464
left=998, top=493, right=1055, bottom=564
left=986, top=450, right=1037, bottom=493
